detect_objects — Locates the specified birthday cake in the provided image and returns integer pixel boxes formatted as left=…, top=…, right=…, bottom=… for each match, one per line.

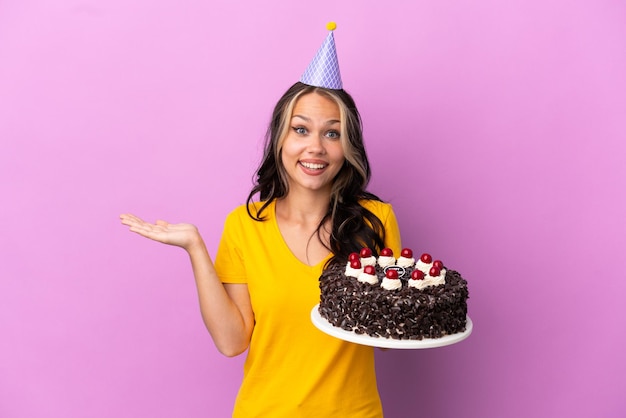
left=318, top=248, right=469, bottom=340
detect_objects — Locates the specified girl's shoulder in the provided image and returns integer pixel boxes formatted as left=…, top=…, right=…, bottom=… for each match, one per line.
left=358, top=198, right=394, bottom=216
left=226, top=200, right=275, bottom=222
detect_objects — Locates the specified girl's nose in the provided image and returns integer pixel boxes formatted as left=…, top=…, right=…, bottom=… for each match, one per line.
left=306, top=133, right=326, bottom=154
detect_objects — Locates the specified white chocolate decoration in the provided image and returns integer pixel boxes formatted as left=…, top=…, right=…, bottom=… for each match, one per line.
left=377, top=256, right=395, bottom=268
left=360, top=256, right=377, bottom=267
left=358, top=270, right=379, bottom=285
left=381, top=277, right=402, bottom=290
left=345, top=262, right=363, bottom=278
left=396, top=256, right=415, bottom=268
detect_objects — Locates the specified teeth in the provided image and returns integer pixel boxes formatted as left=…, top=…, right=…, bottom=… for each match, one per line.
left=301, top=162, right=326, bottom=170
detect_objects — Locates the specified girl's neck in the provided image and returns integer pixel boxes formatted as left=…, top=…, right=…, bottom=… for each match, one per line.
left=274, top=189, right=333, bottom=266
left=276, top=189, right=331, bottom=225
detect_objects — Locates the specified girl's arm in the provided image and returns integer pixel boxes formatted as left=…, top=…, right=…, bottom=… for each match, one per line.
left=120, top=214, right=254, bottom=357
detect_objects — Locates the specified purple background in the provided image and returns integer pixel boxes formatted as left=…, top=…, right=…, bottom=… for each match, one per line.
left=1, top=1, right=625, bottom=417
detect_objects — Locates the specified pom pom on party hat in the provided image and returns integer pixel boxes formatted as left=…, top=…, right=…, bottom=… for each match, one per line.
left=300, top=22, right=343, bottom=90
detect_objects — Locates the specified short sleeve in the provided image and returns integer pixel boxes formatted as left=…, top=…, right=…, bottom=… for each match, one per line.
left=214, top=207, right=248, bottom=284
left=360, top=200, right=402, bottom=255
left=381, top=204, right=402, bottom=255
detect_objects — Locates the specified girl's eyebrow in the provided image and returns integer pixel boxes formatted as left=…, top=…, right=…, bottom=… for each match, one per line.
left=291, top=114, right=340, bottom=125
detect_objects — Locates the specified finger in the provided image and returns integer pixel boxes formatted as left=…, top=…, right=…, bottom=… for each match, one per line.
left=120, top=217, right=144, bottom=229
left=121, top=215, right=151, bottom=232
left=128, top=224, right=164, bottom=240
left=120, top=213, right=143, bottom=224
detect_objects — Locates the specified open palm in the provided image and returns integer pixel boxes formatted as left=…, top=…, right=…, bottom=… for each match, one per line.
left=120, top=213, right=201, bottom=250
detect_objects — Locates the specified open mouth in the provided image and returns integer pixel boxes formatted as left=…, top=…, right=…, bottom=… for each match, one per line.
left=299, top=161, right=327, bottom=170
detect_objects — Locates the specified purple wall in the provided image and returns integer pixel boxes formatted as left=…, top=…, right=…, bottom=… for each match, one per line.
left=1, top=1, right=624, bottom=417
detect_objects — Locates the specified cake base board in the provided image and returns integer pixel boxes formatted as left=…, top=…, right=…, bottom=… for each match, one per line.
left=311, top=304, right=472, bottom=349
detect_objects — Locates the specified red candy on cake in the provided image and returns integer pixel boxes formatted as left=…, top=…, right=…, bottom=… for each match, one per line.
left=350, top=259, right=362, bottom=269
left=380, top=248, right=393, bottom=257
left=401, top=248, right=413, bottom=258
left=360, top=247, right=373, bottom=258
left=433, top=260, right=444, bottom=270
left=411, top=270, right=425, bottom=280
left=429, top=266, right=441, bottom=276
left=420, top=253, right=433, bottom=263
left=349, top=252, right=360, bottom=262
left=385, top=269, right=399, bottom=279
left=363, top=265, right=376, bottom=275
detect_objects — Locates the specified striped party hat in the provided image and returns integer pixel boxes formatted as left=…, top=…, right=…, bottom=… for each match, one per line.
left=300, top=22, right=343, bottom=90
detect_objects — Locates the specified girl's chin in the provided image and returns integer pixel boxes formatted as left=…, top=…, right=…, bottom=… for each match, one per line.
left=289, top=180, right=333, bottom=194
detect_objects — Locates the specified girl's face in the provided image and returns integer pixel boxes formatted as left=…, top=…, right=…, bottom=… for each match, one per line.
left=280, top=92, right=345, bottom=196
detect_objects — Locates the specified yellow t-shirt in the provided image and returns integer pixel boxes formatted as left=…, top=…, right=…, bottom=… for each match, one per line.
left=214, top=199, right=402, bottom=418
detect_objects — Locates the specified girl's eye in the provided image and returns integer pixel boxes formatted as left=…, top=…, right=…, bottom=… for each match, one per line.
left=326, top=130, right=340, bottom=139
left=293, top=126, right=307, bottom=135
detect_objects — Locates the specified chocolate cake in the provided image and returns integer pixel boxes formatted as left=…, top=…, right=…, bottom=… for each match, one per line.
left=318, top=248, right=469, bottom=340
